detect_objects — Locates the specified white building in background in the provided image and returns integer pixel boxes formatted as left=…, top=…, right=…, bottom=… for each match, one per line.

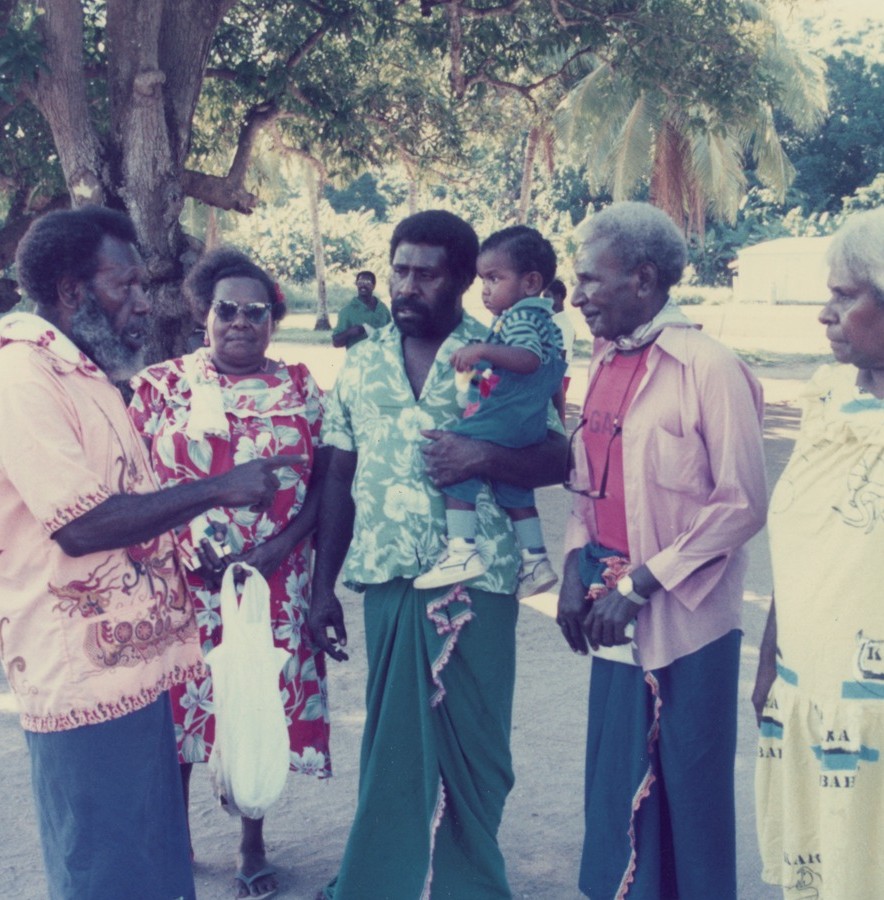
left=731, top=235, right=832, bottom=304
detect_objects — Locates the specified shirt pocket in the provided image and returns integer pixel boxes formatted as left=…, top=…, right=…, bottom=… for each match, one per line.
left=645, top=425, right=712, bottom=496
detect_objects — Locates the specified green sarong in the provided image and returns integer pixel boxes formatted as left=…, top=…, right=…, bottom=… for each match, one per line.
left=323, top=578, right=518, bottom=899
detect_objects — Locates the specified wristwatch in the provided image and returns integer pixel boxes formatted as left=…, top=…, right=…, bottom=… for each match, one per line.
left=616, top=574, right=649, bottom=606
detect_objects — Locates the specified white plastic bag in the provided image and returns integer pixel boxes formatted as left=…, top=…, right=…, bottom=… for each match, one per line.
left=205, top=563, right=291, bottom=820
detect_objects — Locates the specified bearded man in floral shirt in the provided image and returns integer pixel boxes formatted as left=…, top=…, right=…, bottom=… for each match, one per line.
left=0, top=206, right=292, bottom=899
left=309, top=209, right=567, bottom=900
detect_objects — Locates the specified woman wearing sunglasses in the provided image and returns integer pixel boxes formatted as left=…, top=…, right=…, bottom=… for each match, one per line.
left=128, top=247, right=331, bottom=900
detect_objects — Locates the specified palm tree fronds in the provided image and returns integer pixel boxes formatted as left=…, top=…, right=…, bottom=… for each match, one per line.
left=688, top=126, right=747, bottom=224
left=741, top=105, right=795, bottom=198
left=608, top=92, right=655, bottom=200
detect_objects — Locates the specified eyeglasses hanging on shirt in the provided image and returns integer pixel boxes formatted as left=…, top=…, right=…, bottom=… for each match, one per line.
left=563, top=349, right=648, bottom=500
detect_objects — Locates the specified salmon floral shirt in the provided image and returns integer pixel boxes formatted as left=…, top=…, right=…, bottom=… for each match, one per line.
left=0, top=314, right=202, bottom=732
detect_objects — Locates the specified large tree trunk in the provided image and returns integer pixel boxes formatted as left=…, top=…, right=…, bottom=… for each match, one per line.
left=107, top=0, right=237, bottom=360
left=32, top=0, right=240, bottom=363
left=107, top=0, right=187, bottom=358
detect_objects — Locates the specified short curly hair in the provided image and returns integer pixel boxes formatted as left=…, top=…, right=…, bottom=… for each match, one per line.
left=184, top=247, right=285, bottom=323
left=390, top=210, right=479, bottom=293
left=15, top=206, right=138, bottom=308
left=479, top=225, right=557, bottom=289
left=577, top=202, right=687, bottom=292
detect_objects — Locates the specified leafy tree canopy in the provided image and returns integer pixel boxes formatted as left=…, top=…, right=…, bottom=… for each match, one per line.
left=0, top=0, right=847, bottom=342
left=782, top=52, right=884, bottom=213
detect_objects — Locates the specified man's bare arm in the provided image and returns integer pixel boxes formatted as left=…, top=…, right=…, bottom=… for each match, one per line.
left=307, top=447, right=357, bottom=662
left=420, top=429, right=568, bottom=490
left=53, top=455, right=302, bottom=557
left=332, top=325, right=364, bottom=348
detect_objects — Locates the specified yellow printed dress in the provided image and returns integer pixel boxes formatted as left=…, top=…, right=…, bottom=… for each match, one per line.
left=757, top=364, right=884, bottom=899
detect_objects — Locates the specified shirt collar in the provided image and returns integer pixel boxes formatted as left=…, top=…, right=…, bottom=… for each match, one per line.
left=0, top=312, right=105, bottom=378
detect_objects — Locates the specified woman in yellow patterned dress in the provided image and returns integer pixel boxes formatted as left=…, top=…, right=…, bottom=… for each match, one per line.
left=754, top=208, right=884, bottom=899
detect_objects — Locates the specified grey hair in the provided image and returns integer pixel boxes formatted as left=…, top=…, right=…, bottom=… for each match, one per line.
left=577, top=202, right=687, bottom=291
left=828, top=208, right=884, bottom=305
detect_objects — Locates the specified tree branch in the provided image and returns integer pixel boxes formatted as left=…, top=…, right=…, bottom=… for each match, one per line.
left=229, top=100, right=279, bottom=184
left=284, top=22, right=335, bottom=72
left=181, top=99, right=279, bottom=214
left=180, top=170, right=258, bottom=213
left=157, top=0, right=239, bottom=165
left=457, top=0, right=527, bottom=17
left=421, top=0, right=527, bottom=16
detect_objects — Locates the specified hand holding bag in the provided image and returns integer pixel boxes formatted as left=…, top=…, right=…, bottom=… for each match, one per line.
left=205, top=563, right=291, bottom=820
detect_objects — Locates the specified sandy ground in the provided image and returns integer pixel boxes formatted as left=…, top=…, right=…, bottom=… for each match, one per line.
left=0, top=302, right=829, bottom=899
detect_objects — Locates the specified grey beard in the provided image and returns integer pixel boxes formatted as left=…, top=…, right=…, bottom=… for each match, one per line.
left=69, top=288, right=144, bottom=381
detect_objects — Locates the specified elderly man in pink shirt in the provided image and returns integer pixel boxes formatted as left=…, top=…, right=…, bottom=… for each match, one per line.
left=0, top=207, right=294, bottom=900
left=557, top=202, right=767, bottom=900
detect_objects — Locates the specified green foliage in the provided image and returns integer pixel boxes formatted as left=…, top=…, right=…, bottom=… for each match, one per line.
left=233, top=195, right=386, bottom=284
left=0, top=15, right=44, bottom=104
left=688, top=187, right=791, bottom=285
left=842, top=174, right=884, bottom=215
left=0, top=105, right=66, bottom=205
left=326, top=173, right=389, bottom=220
left=557, top=0, right=827, bottom=230
left=783, top=53, right=884, bottom=213
left=0, top=0, right=875, bottom=340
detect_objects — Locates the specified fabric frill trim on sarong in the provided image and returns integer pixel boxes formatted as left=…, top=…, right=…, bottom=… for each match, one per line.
left=426, top=584, right=474, bottom=708
left=420, top=585, right=473, bottom=897
left=616, top=671, right=663, bottom=900
left=421, top=777, right=447, bottom=900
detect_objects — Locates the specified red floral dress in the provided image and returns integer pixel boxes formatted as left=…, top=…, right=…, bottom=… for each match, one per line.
left=129, top=350, right=330, bottom=778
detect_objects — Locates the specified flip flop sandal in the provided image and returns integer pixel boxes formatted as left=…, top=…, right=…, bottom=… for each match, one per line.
left=234, top=865, right=278, bottom=900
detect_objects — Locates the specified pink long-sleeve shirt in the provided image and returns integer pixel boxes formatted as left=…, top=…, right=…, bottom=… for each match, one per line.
left=565, top=325, right=768, bottom=671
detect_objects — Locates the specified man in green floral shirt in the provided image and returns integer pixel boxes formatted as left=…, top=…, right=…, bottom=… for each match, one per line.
left=310, top=210, right=567, bottom=900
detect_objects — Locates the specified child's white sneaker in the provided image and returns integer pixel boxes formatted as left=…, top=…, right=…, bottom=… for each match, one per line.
left=414, top=538, right=487, bottom=589
left=516, top=550, right=558, bottom=599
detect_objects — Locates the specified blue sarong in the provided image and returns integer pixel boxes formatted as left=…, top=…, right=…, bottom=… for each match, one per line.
left=581, top=630, right=741, bottom=899
left=26, top=693, right=195, bottom=900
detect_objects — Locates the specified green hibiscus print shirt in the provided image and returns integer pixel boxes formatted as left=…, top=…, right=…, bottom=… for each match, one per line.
left=321, top=315, right=561, bottom=594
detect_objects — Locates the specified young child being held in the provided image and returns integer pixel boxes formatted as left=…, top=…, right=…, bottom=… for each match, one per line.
left=414, top=225, right=566, bottom=599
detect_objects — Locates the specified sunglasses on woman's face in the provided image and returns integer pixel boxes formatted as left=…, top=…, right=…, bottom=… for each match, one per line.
left=212, top=299, right=272, bottom=324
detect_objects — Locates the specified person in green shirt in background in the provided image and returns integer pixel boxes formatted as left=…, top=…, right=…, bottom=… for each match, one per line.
left=331, top=270, right=392, bottom=349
